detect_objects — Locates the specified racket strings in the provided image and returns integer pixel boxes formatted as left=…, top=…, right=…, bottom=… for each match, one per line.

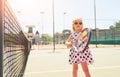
left=82, top=31, right=88, bottom=44
left=75, top=28, right=91, bottom=53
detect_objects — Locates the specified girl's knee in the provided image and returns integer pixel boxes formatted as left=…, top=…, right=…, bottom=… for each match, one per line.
left=73, top=64, right=78, bottom=71
left=81, top=62, right=89, bottom=72
left=83, top=67, right=89, bottom=73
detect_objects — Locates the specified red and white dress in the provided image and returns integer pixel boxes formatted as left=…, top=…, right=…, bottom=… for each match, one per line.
left=69, top=32, right=94, bottom=64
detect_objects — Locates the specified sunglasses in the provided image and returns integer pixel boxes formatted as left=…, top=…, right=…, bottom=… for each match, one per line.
left=74, top=22, right=82, bottom=25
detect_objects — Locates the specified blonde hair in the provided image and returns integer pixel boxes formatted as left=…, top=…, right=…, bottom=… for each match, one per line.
left=72, top=18, right=83, bottom=31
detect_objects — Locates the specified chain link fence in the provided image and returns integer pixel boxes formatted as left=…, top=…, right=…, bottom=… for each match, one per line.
left=91, top=28, right=120, bottom=45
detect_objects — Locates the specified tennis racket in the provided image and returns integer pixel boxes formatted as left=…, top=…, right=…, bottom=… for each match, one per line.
left=72, top=28, right=92, bottom=53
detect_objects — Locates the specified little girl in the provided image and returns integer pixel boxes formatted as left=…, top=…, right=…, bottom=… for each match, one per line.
left=66, top=18, right=94, bottom=77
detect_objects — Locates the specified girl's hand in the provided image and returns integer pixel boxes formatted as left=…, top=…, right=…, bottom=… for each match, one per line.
left=65, top=42, right=72, bottom=49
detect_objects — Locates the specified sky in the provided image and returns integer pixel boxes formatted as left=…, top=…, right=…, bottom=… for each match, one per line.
left=7, top=0, right=120, bottom=36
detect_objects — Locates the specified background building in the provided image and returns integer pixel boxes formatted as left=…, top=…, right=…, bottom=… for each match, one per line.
left=26, top=25, right=35, bottom=44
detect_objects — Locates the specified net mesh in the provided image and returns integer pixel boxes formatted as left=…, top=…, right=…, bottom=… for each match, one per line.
left=0, top=0, right=31, bottom=77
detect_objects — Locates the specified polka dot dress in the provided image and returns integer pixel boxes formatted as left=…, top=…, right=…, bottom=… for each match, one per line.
left=69, top=32, right=94, bottom=64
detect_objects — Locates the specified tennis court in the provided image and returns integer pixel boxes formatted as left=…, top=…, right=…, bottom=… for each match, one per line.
left=24, top=45, right=120, bottom=77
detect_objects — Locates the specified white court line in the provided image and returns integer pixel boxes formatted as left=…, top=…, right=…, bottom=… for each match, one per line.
left=91, top=65, right=120, bottom=70
left=25, top=65, right=120, bottom=75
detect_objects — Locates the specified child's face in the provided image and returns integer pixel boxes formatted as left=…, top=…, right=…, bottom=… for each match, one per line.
left=73, top=19, right=83, bottom=32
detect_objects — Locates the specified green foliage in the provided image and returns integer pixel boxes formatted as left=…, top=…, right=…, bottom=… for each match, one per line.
left=41, top=34, right=52, bottom=44
left=109, top=21, right=120, bottom=30
left=116, top=21, right=120, bottom=28
left=45, top=35, right=52, bottom=41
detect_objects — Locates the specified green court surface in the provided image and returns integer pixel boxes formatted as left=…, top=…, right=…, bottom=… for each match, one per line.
left=24, top=45, right=120, bottom=77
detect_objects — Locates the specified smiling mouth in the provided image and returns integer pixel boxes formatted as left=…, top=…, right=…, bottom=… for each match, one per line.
left=76, top=26, right=80, bottom=28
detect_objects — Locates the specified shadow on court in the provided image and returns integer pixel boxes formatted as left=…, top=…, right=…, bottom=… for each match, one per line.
left=24, top=45, right=120, bottom=77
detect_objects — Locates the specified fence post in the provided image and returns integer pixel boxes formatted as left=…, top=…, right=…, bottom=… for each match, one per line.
left=0, top=0, right=4, bottom=76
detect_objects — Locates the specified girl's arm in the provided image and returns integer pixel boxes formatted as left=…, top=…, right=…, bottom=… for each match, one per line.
left=66, top=34, right=73, bottom=48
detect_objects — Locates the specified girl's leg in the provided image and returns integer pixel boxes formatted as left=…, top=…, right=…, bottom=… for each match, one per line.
left=73, top=64, right=78, bottom=77
left=81, top=62, right=91, bottom=77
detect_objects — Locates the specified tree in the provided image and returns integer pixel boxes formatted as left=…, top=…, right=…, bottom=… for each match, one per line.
left=116, top=21, right=120, bottom=28
left=109, top=25, right=115, bottom=30
left=41, top=34, right=52, bottom=44
left=109, top=21, right=120, bottom=30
